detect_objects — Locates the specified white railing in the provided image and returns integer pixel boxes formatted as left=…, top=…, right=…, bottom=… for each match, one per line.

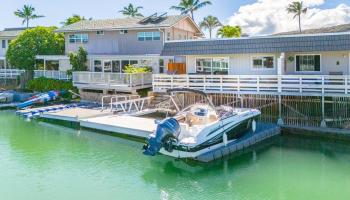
left=34, top=70, right=70, bottom=80
left=72, top=72, right=152, bottom=91
left=153, top=74, right=350, bottom=97
left=0, top=69, right=25, bottom=79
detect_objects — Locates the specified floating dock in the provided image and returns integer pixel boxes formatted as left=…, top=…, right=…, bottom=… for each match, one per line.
left=196, top=123, right=281, bottom=162
left=80, top=115, right=157, bottom=138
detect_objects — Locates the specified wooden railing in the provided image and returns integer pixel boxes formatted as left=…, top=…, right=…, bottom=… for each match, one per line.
left=72, top=72, right=153, bottom=92
left=0, top=69, right=25, bottom=79
left=34, top=70, right=70, bottom=80
left=153, top=74, right=350, bottom=97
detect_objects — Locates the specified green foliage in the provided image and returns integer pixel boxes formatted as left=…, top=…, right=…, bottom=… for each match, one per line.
left=199, top=15, right=221, bottom=38
left=14, top=5, right=44, bottom=28
left=68, top=47, right=88, bottom=75
left=170, top=0, right=212, bottom=20
left=217, top=25, right=241, bottom=38
left=286, top=1, right=308, bottom=33
left=119, top=4, right=144, bottom=17
left=6, top=26, right=64, bottom=71
left=123, top=64, right=152, bottom=73
left=27, top=77, right=78, bottom=98
left=61, top=15, right=87, bottom=26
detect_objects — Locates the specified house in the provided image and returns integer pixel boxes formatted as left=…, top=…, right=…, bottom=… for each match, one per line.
left=274, top=23, right=350, bottom=36
left=155, top=32, right=350, bottom=97
left=37, top=14, right=203, bottom=74
left=0, top=28, right=27, bottom=69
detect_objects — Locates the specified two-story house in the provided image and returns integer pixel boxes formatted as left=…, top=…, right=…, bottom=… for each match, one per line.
left=37, top=14, right=203, bottom=74
left=0, top=28, right=27, bottom=69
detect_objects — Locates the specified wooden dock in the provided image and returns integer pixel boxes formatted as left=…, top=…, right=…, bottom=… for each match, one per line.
left=42, top=107, right=113, bottom=122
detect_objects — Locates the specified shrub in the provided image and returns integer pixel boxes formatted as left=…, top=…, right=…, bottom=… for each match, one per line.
left=123, top=64, right=152, bottom=73
left=27, top=77, right=78, bottom=99
left=68, top=47, right=88, bottom=75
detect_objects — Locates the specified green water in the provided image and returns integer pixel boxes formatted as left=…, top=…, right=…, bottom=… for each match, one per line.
left=1, top=111, right=350, bottom=200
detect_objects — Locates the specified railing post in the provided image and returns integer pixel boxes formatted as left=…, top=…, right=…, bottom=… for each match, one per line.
left=237, top=76, right=240, bottom=92
left=220, top=76, right=223, bottom=92
left=345, top=76, right=348, bottom=95
left=299, top=77, right=302, bottom=93
left=129, top=74, right=132, bottom=87
left=277, top=75, right=282, bottom=93
left=203, top=76, right=206, bottom=91
left=321, top=76, right=325, bottom=94
left=257, top=76, right=260, bottom=93
left=171, top=76, right=173, bottom=89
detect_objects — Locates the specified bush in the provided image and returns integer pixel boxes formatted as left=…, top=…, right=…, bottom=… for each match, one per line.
left=68, top=47, right=88, bottom=75
left=123, top=64, right=152, bottom=73
left=27, top=77, right=78, bottom=99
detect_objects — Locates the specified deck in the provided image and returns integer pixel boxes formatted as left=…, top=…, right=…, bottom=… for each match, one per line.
left=42, top=107, right=113, bottom=122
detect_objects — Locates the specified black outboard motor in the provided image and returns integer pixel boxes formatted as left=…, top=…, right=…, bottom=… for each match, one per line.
left=143, top=118, right=181, bottom=156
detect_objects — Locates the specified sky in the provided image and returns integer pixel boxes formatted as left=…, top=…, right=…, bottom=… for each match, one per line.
left=0, top=0, right=349, bottom=36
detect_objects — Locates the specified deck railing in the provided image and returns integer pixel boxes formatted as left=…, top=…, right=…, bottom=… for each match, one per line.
left=72, top=72, right=152, bottom=91
left=0, top=69, right=25, bottom=79
left=153, top=74, right=350, bottom=97
left=34, top=70, right=70, bottom=80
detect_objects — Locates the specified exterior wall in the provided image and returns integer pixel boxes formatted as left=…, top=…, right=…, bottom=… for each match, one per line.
left=165, top=18, right=199, bottom=41
left=58, top=59, right=72, bottom=71
left=65, top=30, right=164, bottom=55
left=284, top=51, right=350, bottom=75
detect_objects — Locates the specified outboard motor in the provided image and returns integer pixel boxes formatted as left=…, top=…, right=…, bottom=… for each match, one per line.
left=143, top=118, right=180, bottom=156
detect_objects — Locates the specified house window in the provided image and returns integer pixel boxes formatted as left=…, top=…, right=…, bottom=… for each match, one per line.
left=0, top=59, right=5, bottom=69
left=196, top=58, right=229, bottom=75
left=2, top=40, right=6, bottom=48
left=112, top=60, right=121, bottom=72
left=45, top=60, right=59, bottom=70
left=252, top=56, right=274, bottom=69
left=167, top=32, right=171, bottom=40
left=120, top=30, right=128, bottom=34
left=137, top=32, right=161, bottom=41
left=159, top=59, right=164, bottom=73
left=94, top=60, right=102, bottom=72
left=96, top=31, right=104, bottom=35
left=69, top=34, right=88, bottom=43
left=296, top=55, right=321, bottom=72
left=140, top=59, right=152, bottom=67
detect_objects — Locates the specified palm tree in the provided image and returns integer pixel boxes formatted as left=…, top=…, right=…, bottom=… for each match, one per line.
left=170, top=0, right=212, bottom=20
left=217, top=25, right=241, bottom=38
left=199, top=15, right=221, bottom=38
left=286, top=1, right=308, bottom=33
left=119, top=3, right=144, bottom=17
left=14, top=5, right=44, bottom=28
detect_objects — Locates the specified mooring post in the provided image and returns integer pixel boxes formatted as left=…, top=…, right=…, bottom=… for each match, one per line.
left=320, top=96, right=327, bottom=128
left=277, top=95, right=284, bottom=125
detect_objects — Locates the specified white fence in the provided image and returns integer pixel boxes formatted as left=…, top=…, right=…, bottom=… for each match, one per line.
left=34, top=70, right=70, bottom=80
left=0, top=69, right=25, bottom=79
left=72, top=72, right=152, bottom=92
left=153, top=74, right=350, bottom=97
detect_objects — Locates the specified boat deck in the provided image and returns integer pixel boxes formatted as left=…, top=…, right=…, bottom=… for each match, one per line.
left=80, top=115, right=157, bottom=138
left=42, top=107, right=113, bottom=122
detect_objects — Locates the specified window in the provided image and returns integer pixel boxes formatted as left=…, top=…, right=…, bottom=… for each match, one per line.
left=103, top=60, right=112, bottom=72
left=296, top=55, right=321, bottom=72
left=94, top=60, right=102, bottom=72
left=159, top=59, right=164, bottom=73
left=112, top=60, right=121, bottom=72
left=140, top=59, right=152, bottom=67
left=167, top=32, right=171, bottom=41
left=0, top=59, right=5, bottom=69
left=45, top=60, right=59, bottom=70
left=196, top=58, right=229, bottom=74
left=2, top=40, right=6, bottom=48
left=120, top=30, right=128, bottom=34
left=137, top=32, right=161, bottom=41
left=96, top=31, right=104, bottom=35
left=252, top=56, right=274, bottom=69
left=69, top=34, right=88, bottom=43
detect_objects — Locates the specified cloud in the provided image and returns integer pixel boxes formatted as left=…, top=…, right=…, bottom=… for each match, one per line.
left=228, top=0, right=350, bottom=36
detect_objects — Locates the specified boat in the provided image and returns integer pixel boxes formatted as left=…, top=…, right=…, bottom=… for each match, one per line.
left=17, top=90, right=64, bottom=109
left=143, top=88, right=261, bottom=159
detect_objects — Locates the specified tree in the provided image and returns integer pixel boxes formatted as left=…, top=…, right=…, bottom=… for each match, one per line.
left=119, top=3, right=144, bottom=17
left=14, top=5, right=44, bottom=28
left=170, top=0, right=212, bottom=20
left=199, top=15, right=221, bottom=38
left=286, top=1, right=308, bottom=33
left=68, top=47, right=88, bottom=75
left=61, top=15, right=87, bottom=26
left=6, top=27, right=64, bottom=71
left=217, top=25, right=241, bottom=38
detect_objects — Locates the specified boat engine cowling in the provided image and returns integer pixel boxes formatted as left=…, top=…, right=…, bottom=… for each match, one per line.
left=143, top=118, right=180, bottom=156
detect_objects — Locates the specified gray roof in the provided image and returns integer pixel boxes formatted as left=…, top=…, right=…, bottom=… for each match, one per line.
left=161, top=33, right=350, bottom=56
left=56, top=15, right=197, bottom=32
left=274, top=23, right=350, bottom=35
left=0, top=28, right=27, bottom=38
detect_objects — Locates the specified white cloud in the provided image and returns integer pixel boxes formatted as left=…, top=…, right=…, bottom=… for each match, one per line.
left=228, top=0, right=350, bottom=36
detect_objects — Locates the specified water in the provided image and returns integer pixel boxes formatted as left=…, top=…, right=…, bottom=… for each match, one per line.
left=1, top=111, right=350, bottom=200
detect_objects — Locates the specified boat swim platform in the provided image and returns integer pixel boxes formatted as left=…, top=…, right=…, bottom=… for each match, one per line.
left=80, top=115, right=157, bottom=139
left=195, top=123, right=281, bottom=163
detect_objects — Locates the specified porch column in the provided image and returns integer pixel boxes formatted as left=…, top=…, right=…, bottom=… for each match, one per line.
left=277, top=53, right=285, bottom=75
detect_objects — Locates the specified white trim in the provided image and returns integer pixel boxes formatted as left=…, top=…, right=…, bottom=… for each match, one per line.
left=294, top=54, right=322, bottom=73
left=36, top=55, right=69, bottom=60
left=250, top=55, right=276, bottom=71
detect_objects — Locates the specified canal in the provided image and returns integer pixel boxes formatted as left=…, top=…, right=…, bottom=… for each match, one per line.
left=0, top=110, right=349, bottom=200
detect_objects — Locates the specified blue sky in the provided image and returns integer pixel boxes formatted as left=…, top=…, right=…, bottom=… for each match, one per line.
left=0, top=0, right=349, bottom=36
